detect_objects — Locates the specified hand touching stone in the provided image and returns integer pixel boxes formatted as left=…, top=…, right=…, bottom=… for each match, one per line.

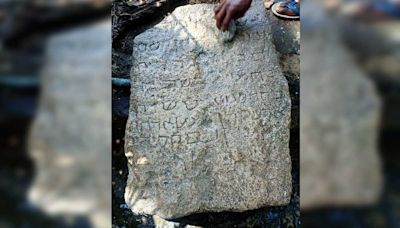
left=214, top=0, right=252, bottom=31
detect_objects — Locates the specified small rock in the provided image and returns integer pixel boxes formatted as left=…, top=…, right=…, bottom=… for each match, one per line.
left=220, top=20, right=236, bottom=42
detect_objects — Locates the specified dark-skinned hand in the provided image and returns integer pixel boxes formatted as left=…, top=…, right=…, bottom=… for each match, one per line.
left=214, top=0, right=252, bottom=31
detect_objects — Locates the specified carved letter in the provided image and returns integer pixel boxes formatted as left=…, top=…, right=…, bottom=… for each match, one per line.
left=163, top=101, right=177, bottom=111
left=158, top=135, right=170, bottom=148
left=183, top=100, right=198, bottom=110
left=186, top=132, right=200, bottom=144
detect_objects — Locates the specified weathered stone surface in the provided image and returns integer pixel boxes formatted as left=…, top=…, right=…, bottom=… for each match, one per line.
left=125, top=2, right=291, bottom=219
left=28, top=20, right=111, bottom=227
left=301, top=1, right=382, bottom=209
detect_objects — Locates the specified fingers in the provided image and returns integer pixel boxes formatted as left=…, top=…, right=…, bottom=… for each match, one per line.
left=214, top=2, right=222, bottom=14
left=221, top=10, right=234, bottom=31
left=215, top=3, right=228, bottom=30
left=214, top=0, right=226, bottom=13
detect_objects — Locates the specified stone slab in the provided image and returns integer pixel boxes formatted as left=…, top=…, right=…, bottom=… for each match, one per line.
left=125, top=2, right=291, bottom=219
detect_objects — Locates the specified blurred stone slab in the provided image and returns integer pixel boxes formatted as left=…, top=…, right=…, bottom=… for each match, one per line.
left=28, top=20, right=111, bottom=227
left=125, top=2, right=291, bottom=219
left=301, top=1, right=382, bottom=209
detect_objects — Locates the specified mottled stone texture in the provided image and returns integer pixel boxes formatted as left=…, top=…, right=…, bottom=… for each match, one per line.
left=28, top=20, right=111, bottom=227
left=125, top=2, right=291, bottom=219
left=301, top=1, right=382, bottom=209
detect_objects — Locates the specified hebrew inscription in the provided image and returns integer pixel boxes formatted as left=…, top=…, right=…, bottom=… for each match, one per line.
left=125, top=2, right=292, bottom=219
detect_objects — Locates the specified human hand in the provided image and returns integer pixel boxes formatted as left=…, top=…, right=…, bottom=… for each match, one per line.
left=214, top=0, right=252, bottom=31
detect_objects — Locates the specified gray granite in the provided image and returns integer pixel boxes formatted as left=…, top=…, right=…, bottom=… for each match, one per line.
left=125, top=2, right=291, bottom=219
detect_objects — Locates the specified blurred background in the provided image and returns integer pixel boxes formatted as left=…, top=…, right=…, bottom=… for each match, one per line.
left=301, top=0, right=400, bottom=227
left=0, top=0, right=110, bottom=227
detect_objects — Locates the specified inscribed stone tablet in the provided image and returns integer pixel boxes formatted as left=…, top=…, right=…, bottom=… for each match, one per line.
left=125, top=2, right=291, bottom=219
